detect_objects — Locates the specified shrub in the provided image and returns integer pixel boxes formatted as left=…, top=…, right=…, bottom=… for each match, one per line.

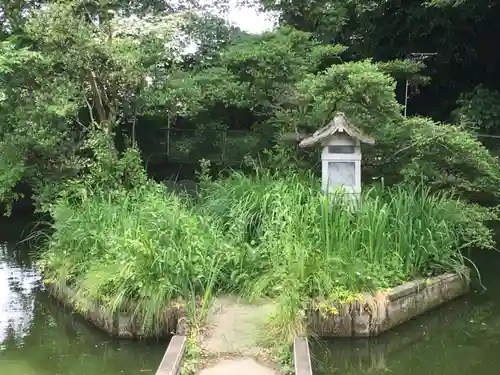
left=39, top=182, right=229, bottom=334
left=200, top=170, right=495, bottom=297
left=199, top=169, right=495, bottom=345
left=39, top=169, right=496, bottom=337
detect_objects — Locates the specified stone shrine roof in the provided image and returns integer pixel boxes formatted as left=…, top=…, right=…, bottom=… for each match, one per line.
left=299, top=112, right=375, bottom=148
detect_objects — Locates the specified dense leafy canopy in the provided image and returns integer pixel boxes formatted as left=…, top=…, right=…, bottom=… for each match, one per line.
left=255, top=0, right=500, bottom=121
left=1, top=0, right=500, bottom=213
left=3, top=1, right=497, bottom=360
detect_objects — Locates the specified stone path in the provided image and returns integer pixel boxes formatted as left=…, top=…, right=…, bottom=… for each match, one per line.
left=199, top=358, right=277, bottom=375
left=198, top=296, right=280, bottom=375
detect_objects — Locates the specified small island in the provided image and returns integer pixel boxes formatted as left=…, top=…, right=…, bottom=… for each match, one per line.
left=41, top=113, right=479, bottom=374
left=2, top=7, right=498, bottom=374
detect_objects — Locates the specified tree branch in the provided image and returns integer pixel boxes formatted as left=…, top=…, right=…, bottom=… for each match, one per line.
left=88, top=71, right=107, bottom=124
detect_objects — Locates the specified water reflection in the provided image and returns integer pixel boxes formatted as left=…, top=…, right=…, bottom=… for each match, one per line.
left=0, top=217, right=167, bottom=375
left=0, top=242, right=41, bottom=346
left=313, top=250, right=500, bottom=375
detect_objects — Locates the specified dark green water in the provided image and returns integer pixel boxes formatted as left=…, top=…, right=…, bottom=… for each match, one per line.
left=0, top=217, right=166, bottom=375
left=2, top=217, right=500, bottom=375
left=313, top=248, right=500, bottom=375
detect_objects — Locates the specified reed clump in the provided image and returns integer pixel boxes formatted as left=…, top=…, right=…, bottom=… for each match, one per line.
left=39, top=170, right=495, bottom=338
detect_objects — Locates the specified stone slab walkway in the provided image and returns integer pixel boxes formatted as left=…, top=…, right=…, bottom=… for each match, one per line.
left=198, top=296, right=279, bottom=375
left=198, top=358, right=277, bottom=375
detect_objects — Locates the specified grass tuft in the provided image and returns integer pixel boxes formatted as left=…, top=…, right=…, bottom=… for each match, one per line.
left=38, top=169, right=495, bottom=355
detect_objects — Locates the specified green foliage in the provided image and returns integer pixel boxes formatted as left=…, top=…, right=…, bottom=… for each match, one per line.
left=285, top=59, right=402, bottom=133
left=377, top=59, right=430, bottom=85
left=0, top=0, right=239, bottom=211
left=216, top=27, right=344, bottom=88
left=3, top=0, right=498, bottom=209
left=454, top=85, right=500, bottom=133
left=255, top=0, right=355, bottom=42
left=39, top=165, right=496, bottom=343
left=34, top=132, right=149, bottom=213
left=257, top=0, right=500, bottom=122
left=138, top=26, right=347, bottom=165
left=198, top=168, right=495, bottom=353
left=267, top=55, right=500, bottom=196
left=150, top=27, right=344, bottom=121
left=201, top=171, right=493, bottom=297
left=395, top=117, right=500, bottom=194
left=425, top=0, right=472, bottom=6
left=39, top=182, right=227, bottom=334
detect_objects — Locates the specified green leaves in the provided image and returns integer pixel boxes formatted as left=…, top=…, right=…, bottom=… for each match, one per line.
left=377, top=59, right=431, bottom=85
left=267, top=54, right=500, bottom=197
left=0, top=0, right=237, bottom=211
left=1, top=0, right=499, bottom=214
left=279, top=59, right=401, bottom=135
left=218, top=27, right=341, bottom=84
left=395, top=117, right=500, bottom=194
left=454, top=85, right=500, bottom=133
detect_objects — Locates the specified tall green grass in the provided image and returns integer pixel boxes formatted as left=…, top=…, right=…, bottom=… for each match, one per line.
left=40, top=183, right=228, bottom=334
left=199, top=169, right=494, bottom=344
left=39, top=170, right=495, bottom=337
left=200, top=170, right=491, bottom=296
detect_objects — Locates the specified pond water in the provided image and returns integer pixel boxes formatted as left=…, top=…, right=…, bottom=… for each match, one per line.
left=313, top=248, right=500, bottom=375
left=2, top=216, right=500, bottom=375
left=0, top=217, right=166, bottom=375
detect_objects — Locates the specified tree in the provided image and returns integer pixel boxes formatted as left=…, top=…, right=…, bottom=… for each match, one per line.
left=271, top=58, right=500, bottom=196
left=134, top=26, right=344, bottom=165
left=254, top=0, right=500, bottom=121
left=0, top=0, right=235, bottom=212
left=2, top=0, right=499, bottom=213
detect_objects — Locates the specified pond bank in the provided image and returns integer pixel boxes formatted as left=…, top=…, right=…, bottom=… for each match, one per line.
left=42, top=264, right=470, bottom=374
left=150, top=273, right=468, bottom=375
left=48, top=272, right=469, bottom=339
left=312, top=249, right=500, bottom=375
left=311, top=272, right=469, bottom=337
left=44, top=283, right=181, bottom=338
left=0, top=217, right=166, bottom=375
